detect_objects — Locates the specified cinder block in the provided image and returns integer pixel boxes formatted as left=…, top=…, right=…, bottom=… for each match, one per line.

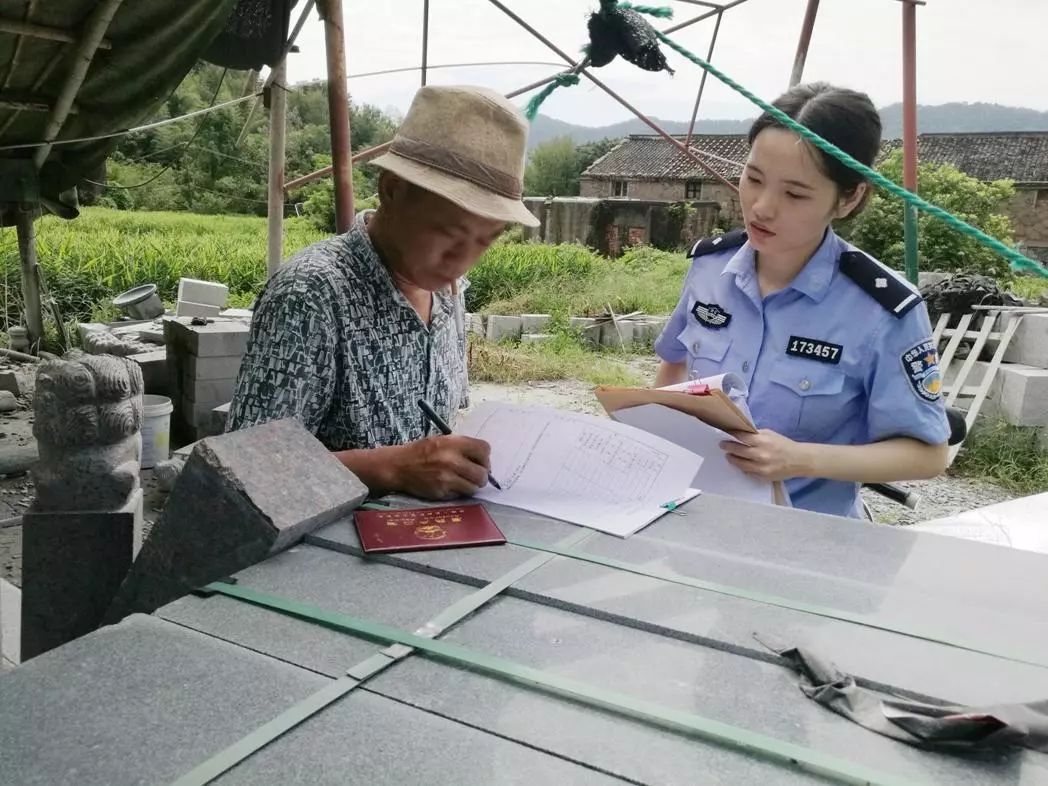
left=521, top=333, right=553, bottom=344
left=0, top=370, right=21, bottom=397
left=992, top=364, right=1048, bottom=427
left=136, top=326, right=165, bottom=345
left=165, top=319, right=250, bottom=358
left=486, top=315, right=522, bottom=343
left=175, top=301, right=222, bottom=319
left=1003, top=313, right=1048, bottom=369
left=20, top=509, right=135, bottom=659
left=185, top=353, right=242, bottom=382
left=77, top=322, right=108, bottom=345
left=106, top=419, right=368, bottom=621
left=177, top=278, right=229, bottom=309
left=918, top=271, right=950, bottom=290
left=184, top=377, right=236, bottom=404
left=569, top=317, right=600, bottom=347
left=521, top=313, right=552, bottom=333
left=130, top=350, right=168, bottom=396
left=600, top=319, right=635, bottom=349
left=629, top=317, right=669, bottom=350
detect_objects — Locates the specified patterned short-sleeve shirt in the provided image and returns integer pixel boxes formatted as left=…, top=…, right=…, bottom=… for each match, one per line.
left=226, top=210, right=469, bottom=451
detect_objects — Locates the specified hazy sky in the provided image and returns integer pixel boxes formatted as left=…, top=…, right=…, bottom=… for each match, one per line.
left=280, top=0, right=1044, bottom=126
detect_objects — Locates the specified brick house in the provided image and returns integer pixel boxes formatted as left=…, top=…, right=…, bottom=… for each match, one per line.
left=580, top=132, right=1048, bottom=261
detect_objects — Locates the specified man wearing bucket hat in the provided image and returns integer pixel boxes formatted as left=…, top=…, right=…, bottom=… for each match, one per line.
left=227, top=84, right=540, bottom=500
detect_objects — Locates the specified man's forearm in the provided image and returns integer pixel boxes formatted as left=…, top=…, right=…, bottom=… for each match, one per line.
left=801, top=437, right=948, bottom=484
left=655, top=360, right=688, bottom=388
left=333, top=445, right=404, bottom=495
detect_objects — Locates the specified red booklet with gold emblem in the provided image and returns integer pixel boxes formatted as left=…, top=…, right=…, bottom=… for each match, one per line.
left=353, top=504, right=506, bottom=554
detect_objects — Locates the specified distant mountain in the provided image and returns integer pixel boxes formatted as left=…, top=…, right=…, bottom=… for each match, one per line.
left=528, top=103, right=1048, bottom=149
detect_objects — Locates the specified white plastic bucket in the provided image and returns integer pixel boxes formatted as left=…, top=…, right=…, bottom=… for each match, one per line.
left=141, top=394, right=173, bottom=469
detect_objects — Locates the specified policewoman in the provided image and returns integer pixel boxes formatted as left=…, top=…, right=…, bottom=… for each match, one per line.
left=654, top=83, right=950, bottom=518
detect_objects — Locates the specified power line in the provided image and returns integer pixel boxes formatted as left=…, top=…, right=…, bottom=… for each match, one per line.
left=0, top=91, right=258, bottom=151
left=84, top=69, right=229, bottom=190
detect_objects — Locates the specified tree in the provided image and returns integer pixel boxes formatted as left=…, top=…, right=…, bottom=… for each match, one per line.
left=524, top=137, right=578, bottom=197
left=843, top=150, right=1016, bottom=281
left=523, top=136, right=621, bottom=197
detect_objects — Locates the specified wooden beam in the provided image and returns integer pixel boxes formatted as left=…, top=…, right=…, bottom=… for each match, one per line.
left=0, top=16, right=113, bottom=49
left=0, top=92, right=77, bottom=113
left=32, top=0, right=125, bottom=170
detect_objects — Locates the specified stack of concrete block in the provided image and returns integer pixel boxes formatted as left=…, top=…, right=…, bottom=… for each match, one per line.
left=175, top=278, right=228, bottom=319
left=164, top=318, right=249, bottom=444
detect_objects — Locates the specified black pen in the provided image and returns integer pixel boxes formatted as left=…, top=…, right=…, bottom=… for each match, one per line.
left=417, top=398, right=502, bottom=490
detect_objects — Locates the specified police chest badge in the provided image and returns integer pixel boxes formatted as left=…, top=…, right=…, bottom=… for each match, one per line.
left=691, top=300, right=731, bottom=329
left=901, top=340, right=943, bottom=402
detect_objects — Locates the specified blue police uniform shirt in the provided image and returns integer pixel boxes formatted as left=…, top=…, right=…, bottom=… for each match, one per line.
left=655, top=228, right=950, bottom=519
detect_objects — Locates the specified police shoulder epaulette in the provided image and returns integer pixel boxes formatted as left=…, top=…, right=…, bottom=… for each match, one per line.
left=689, top=228, right=748, bottom=259
left=839, top=251, right=921, bottom=319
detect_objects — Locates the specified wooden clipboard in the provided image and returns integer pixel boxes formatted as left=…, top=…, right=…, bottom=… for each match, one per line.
left=594, top=385, right=789, bottom=506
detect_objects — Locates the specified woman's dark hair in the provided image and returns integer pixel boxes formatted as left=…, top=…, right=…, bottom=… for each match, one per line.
left=747, top=82, right=881, bottom=216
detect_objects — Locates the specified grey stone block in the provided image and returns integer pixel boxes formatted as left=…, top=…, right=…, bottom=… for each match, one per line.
left=0, top=370, right=21, bottom=396
left=0, top=614, right=327, bottom=786
left=185, top=352, right=243, bottom=381
left=130, top=349, right=168, bottom=395
left=569, top=316, right=600, bottom=347
left=521, top=313, right=552, bottom=333
left=994, top=363, right=1048, bottom=426
left=520, top=333, right=553, bottom=344
left=600, top=319, right=634, bottom=349
left=1003, top=313, right=1048, bottom=369
left=177, top=277, right=229, bottom=308
left=628, top=317, right=668, bottom=350
left=175, top=300, right=222, bottom=318
left=166, top=318, right=250, bottom=358
left=185, top=376, right=236, bottom=404
left=918, top=271, right=950, bottom=289
left=20, top=509, right=134, bottom=659
left=486, top=315, right=522, bottom=342
left=465, top=312, right=485, bottom=336
left=181, top=394, right=231, bottom=429
left=210, top=402, right=230, bottom=436
left=0, top=390, right=16, bottom=412
left=0, top=576, right=19, bottom=665
left=219, top=307, right=254, bottom=320
left=106, top=419, right=368, bottom=621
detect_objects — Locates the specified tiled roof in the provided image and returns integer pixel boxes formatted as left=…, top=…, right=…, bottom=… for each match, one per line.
left=583, top=132, right=1048, bottom=185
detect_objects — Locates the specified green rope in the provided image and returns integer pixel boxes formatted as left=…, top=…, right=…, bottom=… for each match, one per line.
left=646, top=26, right=1048, bottom=279
left=619, top=3, right=673, bottom=18
left=524, top=72, right=582, bottom=121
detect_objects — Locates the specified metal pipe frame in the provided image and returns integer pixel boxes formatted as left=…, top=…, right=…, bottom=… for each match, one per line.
left=684, top=10, right=723, bottom=148
left=485, top=0, right=738, bottom=191
left=422, top=0, right=430, bottom=86
left=902, top=0, right=920, bottom=283
left=267, top=59, right=287, bottom=277
left=789, top=0, right=820, bottom=88
left=319, top=0, right=355, bottom=232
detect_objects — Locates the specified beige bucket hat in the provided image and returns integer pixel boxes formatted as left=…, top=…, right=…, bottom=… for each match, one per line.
left=370, top=85, right=540, bottom=227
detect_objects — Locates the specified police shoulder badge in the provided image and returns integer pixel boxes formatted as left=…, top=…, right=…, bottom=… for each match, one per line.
left=691, top=300, right=731, bottom=329
left=901, top=340, right=942, bottom=402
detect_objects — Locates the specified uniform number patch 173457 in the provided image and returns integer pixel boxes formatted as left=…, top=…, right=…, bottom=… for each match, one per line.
left=786, top=336, right=843, bottom=365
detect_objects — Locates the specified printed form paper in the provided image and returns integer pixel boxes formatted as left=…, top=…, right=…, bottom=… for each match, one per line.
left=457, top=402, right=703, bottom=537
left=610, top=404, right=776, bottom=506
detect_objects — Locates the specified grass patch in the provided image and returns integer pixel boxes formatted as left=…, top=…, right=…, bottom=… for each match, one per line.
left=1010, top=274, right=1048, bottom=303
left=467, top=333, right=644, bottom=386
left=474, top=245, right=687, bottom=317
left=953, top=419, right=1048, bottom=494
left=0, top=207, right=325, bottom=326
